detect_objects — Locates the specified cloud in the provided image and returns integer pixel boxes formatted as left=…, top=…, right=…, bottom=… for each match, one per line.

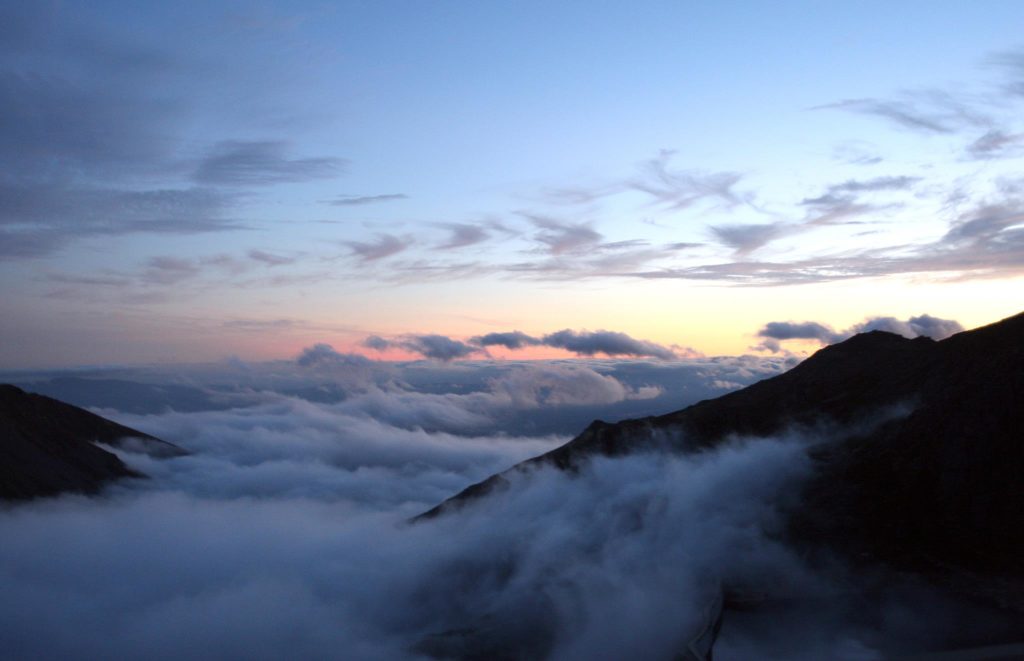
left=223, top=318, right=298, bottom=331
left=849, top=314, right=964, bottom=340
left=344, top=234, right=411, bottom=261
left=435, top=222, right=490, bottom=249
left=296, top=343, right=374, bottom=368
left=545, top=151, right=749, bottom=213
left=541, top=329, right=677, bottom=360
left=247, top=249, right=296, bottom=266
left=365, top=328, right=680, bottom=361
left=471, top=331, right=541, bottom=350
left=826, top=176, right=921, bottom=194
left=628, top=150, right=748, bottom=211
left=987, top=48, right=1024, bottom=98
left=755, top=321, right=843, bottom=352
left=755, top=314, right=963, bottom=352
left=326, top=194, right=408, bottom=206
left=0, top=17, right=262, bottom=258
left=637, top=192, right=1024, bottom=285
left=819, top=94, right=991, bottom=135
left=0, top=184, right=242, bottom=259
left=362, top=335, right=392, bottom=351
left=193, top=140, right=346, bottom=186
left=142, top=256, right=203, bottom=285
left=401, top=335, right=480, bottom=361
left=527, top=215, right=603, bottom=254
left=966, top=129, right=1024, bottom=159
left=358, top=334, right=480, bottom=361
left=1, top=400, right=979, bottom=660
left=710, top=223, right=793, bottom=255
left=488, top=364, right=661, bottom=407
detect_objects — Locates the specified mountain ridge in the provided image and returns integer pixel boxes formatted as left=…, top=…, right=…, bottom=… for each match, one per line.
left=0, top=384, right=186, bottom=500
left=419, top=312, right=1024, bottom=576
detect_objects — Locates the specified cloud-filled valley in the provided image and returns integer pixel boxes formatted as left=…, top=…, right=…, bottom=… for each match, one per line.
left=5, top=342, right=1017, bottom=660
left=2, top=4, right=1024, bottom=660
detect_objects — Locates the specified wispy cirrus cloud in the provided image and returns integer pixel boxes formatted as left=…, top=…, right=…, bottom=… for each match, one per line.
left=434, top=222, right=491, bottom=249
left=818, top=93, right=992, bottom=135
left=326, top=193, right=408, bottom=206
left=541, top=151, right=750, bottom=213
left=343, top=233, right=412, bottom=261
left=525, top=214, right=603, bottom=255
left=194, top=140, right=346, bottom=186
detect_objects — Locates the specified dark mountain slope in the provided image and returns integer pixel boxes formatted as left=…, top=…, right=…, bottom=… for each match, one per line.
left=0, top=384, right=186, bottom=500
left=420, top=312, right=1024, bottom=575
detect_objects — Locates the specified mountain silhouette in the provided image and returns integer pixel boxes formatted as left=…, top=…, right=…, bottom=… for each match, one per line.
left=420, top=311, right=1024, bottom=576
left=0, top=384, right=186, bottom=500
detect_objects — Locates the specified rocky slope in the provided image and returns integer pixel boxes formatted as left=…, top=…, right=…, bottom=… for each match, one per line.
left=0, top=384, right=185, bottom=500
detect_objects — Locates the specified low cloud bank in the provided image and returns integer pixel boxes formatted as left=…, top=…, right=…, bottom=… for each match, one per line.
left=755, top=314, right=963, bottom=352
left=1, top=360, right=1002, bottom=659
left=364, top=328, right=685, bottom=361
left=0, top=425, right=868, bottom=660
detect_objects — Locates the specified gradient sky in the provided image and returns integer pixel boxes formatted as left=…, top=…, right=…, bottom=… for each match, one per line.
left=2, top=1, right=1023, bottom=367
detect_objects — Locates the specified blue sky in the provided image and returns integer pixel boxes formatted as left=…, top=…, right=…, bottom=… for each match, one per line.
left=2, top=1, right=1023, bottom=366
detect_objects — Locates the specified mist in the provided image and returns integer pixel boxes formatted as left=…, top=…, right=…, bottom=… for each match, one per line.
left=0, top=357, right=996, bottom=659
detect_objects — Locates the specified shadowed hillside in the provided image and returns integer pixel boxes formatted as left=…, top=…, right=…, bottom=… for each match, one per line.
left=0, top=384, right=186, bottom=500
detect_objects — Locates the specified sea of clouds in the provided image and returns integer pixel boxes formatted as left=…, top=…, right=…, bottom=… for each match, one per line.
left=0, top=352, right=999, bottom=659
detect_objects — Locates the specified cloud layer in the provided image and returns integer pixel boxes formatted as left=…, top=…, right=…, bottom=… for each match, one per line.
left=755, top=314, right=964, bottom=352
left=3, top=355, right=1007, bottom=658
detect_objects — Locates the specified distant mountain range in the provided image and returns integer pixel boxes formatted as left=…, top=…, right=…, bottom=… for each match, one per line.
left=421, top=311, right=1024, bottom=579
left=0, top=384, right=185, bottom=500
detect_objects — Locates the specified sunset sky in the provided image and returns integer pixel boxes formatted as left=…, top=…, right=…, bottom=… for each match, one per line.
left=2, top=1, right=1023, bottom=367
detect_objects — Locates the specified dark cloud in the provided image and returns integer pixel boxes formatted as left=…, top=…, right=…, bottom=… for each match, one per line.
left=365, top=328, right=679, bottom=361
left=471, top=331, right=541, bottom=350
left=541, top=329, right=677, bottom=360
left=755, top=314, right=963, bottom=352
left=296, top=343, right=374, bottom=368
left=850, top=314, right=964, bottom=340
left=326, top=194, right=409, bottom=206
left=710, top=223, right=793, bottom=255
left=362, top=335, right=392, bottom=351
left=358, top=334, right=480, bottom=361
left=194, top=140, right=345, bottom=186
left=402, top=334, right=480, bottom=361
left=344, top=234, right=411, bottom=261
left=755, top=321, right=842, bottom=352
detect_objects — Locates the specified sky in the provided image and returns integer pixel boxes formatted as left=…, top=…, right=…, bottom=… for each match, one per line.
left=2, top=1, right=1024, bottom=367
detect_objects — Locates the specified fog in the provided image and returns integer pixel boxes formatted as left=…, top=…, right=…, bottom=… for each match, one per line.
left=0, top=356, right=990, bottom=659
